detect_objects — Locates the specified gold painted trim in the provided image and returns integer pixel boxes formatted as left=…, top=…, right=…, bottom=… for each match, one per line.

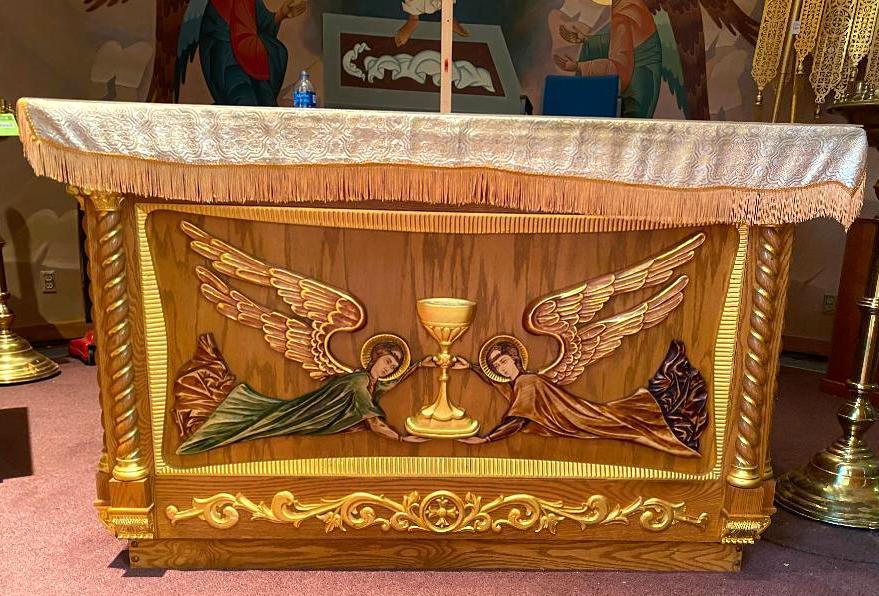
left=107, top=505, right=155, bottom=540
left=147, top=202, right=696, bottom=234
left=139, top=204, right=747, bottom=479
left=713, top=224, right=749, bottom=476
left=720, top=516, right=771, bottom=544
left=165, top=490, right=709, bottom=534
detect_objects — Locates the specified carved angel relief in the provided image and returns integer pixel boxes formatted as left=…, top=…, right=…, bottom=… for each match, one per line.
left=466, top=233, right=710, bottom=456
left=173, top=221, right=425, bottom=454
left=172, top=222, right=710, bottom=458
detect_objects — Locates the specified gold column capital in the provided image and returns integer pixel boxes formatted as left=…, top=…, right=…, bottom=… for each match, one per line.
left=66, top=185, right=124, bottom=212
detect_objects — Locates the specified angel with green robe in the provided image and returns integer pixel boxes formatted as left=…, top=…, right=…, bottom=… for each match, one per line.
left=173, top=221, right=426, bottom=455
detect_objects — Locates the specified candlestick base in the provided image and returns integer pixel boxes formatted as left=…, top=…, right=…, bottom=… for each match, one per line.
left=0, top=329, right=60, bottom=385
left=775, top=436, right=879, bottom=529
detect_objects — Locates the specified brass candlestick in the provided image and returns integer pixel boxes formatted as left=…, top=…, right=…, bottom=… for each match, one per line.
left=774, top=99, right=879, bottom=529
left=406, top=297, right=479, bottom=439
left=0, top=237, right=61, bottom=384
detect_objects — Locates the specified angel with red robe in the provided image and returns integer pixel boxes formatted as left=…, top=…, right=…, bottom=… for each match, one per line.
left=460, top=233, right=710, bottom=458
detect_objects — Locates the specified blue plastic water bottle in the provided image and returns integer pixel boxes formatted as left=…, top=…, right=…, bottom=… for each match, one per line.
left=293, top=71, right=317, bottom=108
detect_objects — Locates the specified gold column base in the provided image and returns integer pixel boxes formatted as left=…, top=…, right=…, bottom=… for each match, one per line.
left=775, top=437, right=879, bottom=529
left=0, top=330, right=60, bottom=385
left=405, top=412, right=479, bottom=439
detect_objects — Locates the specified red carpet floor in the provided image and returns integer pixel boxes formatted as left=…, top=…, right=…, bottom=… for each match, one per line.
left=1, top=361, right=878, bottom=595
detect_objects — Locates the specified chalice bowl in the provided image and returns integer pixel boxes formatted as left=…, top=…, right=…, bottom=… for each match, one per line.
left=406, top=298, right=480, bottom=439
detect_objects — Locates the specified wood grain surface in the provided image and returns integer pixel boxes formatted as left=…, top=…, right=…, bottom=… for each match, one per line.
left=144, top=209, right=739, bottom=474
left=130, top=537, right=741, bottom=571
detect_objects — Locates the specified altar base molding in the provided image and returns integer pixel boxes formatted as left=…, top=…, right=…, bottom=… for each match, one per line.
left=17, top=98, right=867, bottom=571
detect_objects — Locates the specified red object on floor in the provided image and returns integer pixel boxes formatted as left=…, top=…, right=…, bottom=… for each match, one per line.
left=68, top=329, right=96, bottom=365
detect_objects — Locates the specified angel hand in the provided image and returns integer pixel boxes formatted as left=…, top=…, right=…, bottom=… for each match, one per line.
left=458, top=435, right=488, bottom=445
left=553, top=53, right=578, bottom=73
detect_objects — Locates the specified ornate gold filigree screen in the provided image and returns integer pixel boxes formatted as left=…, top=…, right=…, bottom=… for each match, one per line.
left=752, top=0, right=879, bottom=120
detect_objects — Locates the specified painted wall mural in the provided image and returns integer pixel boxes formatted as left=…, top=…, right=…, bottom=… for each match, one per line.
left=83, top=0, right=762, bottom=119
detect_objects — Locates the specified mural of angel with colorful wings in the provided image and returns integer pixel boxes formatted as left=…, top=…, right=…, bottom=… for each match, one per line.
left=460, top=233, right=709, bottom=457
left=171, top=221, right=427, bottom=454
left=85, top=0, right=308, bottom=105
left=553, top=0, right=757, bottom=119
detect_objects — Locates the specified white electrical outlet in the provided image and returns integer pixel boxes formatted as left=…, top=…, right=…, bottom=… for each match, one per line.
left=41, top=270, right=56, bottom=293
left=822, top=294, right=837, bottom=315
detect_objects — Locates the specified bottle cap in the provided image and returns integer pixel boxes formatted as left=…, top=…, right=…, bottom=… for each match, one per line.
left=300, top=70, right=309, bottom=77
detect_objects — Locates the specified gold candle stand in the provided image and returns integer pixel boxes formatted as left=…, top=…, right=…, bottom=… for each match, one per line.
left=0, top=99, right=60, bottom=384
left=775, top=99, right=879, bottom=529
left=0, top=237, right=61, bottom=384
left=406, top=297, right=479, bottom=439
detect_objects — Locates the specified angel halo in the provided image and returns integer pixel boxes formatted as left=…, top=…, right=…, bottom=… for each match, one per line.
left=479, top=335, right=530, bottom=383
left=478, top=232, right=705, bottom=387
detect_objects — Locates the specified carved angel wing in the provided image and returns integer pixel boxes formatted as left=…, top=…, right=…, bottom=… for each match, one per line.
left=181, top=221, right=366, bottom=380
left=524, top=233, right=705, bottom=386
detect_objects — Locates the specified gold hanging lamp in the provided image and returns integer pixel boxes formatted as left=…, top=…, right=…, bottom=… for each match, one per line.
left=751, top=1, right=879, bottom=527
left=0, top=99, right=60, bottom=385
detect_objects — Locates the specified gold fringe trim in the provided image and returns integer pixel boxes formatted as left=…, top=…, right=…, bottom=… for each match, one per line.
left=18, top=107, right=864, bottom=228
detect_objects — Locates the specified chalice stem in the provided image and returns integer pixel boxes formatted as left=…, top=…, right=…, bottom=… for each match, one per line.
left=422, top=352, right=465, bottom=421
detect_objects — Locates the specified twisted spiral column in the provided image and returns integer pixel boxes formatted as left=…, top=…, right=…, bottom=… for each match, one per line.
left=728, top=226, right=785, bottom=489
left=74, top=188, right=148, bottom=482
left=74, top=191, right=114, bottom=476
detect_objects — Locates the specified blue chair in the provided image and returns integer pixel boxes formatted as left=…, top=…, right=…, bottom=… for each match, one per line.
left=542, top=75, right=619, bottom=117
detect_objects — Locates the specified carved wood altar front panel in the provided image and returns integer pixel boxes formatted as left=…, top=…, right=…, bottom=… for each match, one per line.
left=139, top=206, right=743, bottom=479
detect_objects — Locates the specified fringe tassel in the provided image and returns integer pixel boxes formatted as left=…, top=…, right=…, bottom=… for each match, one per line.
left=18, top=112, right=864, bottom=228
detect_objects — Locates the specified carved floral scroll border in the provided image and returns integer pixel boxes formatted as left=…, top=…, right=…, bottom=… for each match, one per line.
left=165, top=490, right=709, bottom=535
left=138, top=203, right=748, bottom=480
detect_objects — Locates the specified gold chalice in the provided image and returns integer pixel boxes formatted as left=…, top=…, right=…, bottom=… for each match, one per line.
left=406, top=298, right=479, bottom=439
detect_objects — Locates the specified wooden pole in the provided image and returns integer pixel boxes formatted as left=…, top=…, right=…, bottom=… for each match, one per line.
left=440, top=0, right=453, bottom=113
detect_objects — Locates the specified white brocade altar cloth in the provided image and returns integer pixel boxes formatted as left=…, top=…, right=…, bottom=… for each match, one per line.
left=17, top=98, right=868, bottom=227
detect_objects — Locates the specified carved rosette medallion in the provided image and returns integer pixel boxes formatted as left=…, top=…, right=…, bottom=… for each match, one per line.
left=166, top=490, right=709, bottom=535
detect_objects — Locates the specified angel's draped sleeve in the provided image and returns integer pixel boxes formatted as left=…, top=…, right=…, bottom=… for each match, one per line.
left=177, top=371, right=384, bottom=454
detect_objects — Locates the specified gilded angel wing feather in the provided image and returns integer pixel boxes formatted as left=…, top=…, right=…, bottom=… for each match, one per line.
left=525, top=234, right=704, bottom=386
left=182, top=221, right=366, bottom=380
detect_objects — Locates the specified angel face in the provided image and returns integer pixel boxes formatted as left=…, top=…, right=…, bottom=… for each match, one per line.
left=367, top=342, right=405, bottom=380
left=488, top=344, right=524, bottom=382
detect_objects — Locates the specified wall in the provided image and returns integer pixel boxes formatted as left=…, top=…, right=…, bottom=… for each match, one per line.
left=2, top=0, right=864, bottom=350
left=0, top=0, right=153, bottom=340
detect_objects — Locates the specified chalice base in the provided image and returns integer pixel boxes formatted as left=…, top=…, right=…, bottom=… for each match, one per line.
left=405, top=413, right=479, bottom=439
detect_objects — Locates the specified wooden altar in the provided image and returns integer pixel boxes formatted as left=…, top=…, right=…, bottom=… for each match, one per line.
left=16, top=98, right=867, bottom=571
